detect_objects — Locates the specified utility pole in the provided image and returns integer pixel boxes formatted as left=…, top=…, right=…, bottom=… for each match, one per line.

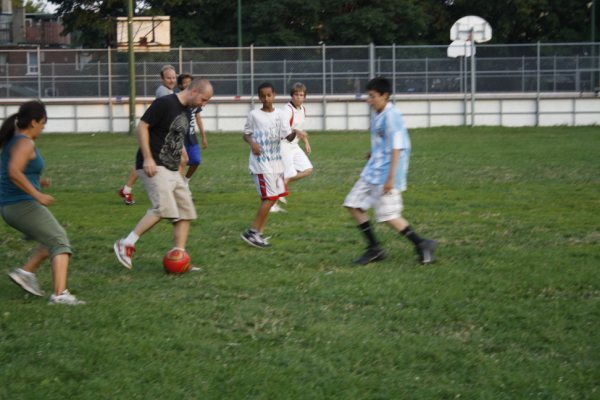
left=127, top=0, right=136, bottom=135
left=237, top=0, right=242, bottom=96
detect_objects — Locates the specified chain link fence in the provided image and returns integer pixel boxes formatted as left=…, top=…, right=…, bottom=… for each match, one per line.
left=0, top=42, right=598, bottom=98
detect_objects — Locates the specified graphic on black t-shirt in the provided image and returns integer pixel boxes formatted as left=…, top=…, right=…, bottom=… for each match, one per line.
left=159, top=112, right=189, bottom=170
left=136, top=94, right=189, bottom=172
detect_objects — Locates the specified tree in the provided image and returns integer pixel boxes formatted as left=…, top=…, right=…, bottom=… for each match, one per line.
left=48, top=0, right=128, bottom=47
left=48, top=0, right=596, bottom=48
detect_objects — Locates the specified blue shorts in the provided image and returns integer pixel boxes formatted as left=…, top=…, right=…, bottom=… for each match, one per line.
left=185, top=143, right=201, bottom=166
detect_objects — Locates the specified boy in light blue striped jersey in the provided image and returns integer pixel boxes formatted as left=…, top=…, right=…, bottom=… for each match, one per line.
left=343, top=77, right=436, bottom=265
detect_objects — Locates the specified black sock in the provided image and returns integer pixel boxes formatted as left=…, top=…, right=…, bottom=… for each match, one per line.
left=358, top=221, right=379, bottom=249
left=401, top=226, right=423, bottom=245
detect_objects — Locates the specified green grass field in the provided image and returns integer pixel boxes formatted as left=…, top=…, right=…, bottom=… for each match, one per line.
left=0, top=126, right=598, bottom=399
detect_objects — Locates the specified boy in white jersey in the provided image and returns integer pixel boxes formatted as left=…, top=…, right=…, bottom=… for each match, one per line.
left=273, top=82, right=313, bottom=212
left=343, top=77, right=436, bottom=265
left=241, top=82, right=297, bottom=248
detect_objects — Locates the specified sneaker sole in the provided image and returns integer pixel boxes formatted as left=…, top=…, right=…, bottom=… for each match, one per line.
left=419, top=241, right=437, bottom=264
left=353, top=251, right=387, bottom=265
left=8, top=272, right=45, bottom=296
left=113, top=242, right=133, bottom=269
left=240, top=233, right=269, bottom=249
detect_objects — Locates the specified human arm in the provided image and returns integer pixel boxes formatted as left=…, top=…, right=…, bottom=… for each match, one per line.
left=137, top=120, right=157, bottom=177
left=8, top=139, right=54, bottom=206
left=299, top=130, right=311, bottom=155
left=179, top=146, right=189, bottom=176
left=243, top=133, right=261, bottom=156
left=383, top=148, right=401, bottom=194
left=285, top=129, right=297, bottom=143
left=195, top=112, right=207, bottom=149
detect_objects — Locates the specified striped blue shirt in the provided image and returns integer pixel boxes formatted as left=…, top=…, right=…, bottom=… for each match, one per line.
left=360, top=102, right=411, bottom=191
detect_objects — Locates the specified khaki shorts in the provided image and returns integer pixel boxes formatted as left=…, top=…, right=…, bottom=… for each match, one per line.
left=137, top=167, right=197, bottom=220
left=343, top=177, right=404, bottom=222
left=0, top=200, right=72, bottom=259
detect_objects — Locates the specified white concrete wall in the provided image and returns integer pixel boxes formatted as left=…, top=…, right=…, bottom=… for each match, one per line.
left=0, top=93, right=598, bottom=133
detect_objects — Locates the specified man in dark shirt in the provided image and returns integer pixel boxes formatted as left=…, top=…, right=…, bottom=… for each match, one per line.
left=114, top=79, right=214, bottom=270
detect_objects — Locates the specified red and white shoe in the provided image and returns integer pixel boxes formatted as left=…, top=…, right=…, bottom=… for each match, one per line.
left=118, top=187, right=135, bottom=205
left=114, top=239, right=135, bottom=269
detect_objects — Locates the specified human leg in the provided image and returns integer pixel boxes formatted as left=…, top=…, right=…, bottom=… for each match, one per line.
left=380, top=190, right=436, bottom=265
left=118, top=168, right=138, bottom=205
left=343, top=179, right=387, bottom=265
left=114, top=211, right=161, bottom=270
left=386, top=218, right=436, bottom=264
left=286, top=167, right=312, bottom=184
left=173, top=219, right=190, bottom=249
left=241, top=200, right=275, bottom=248
left=8, top=245, right=48, bottom=296
left=185, top=143, right=201, bottom=180
left=22, top=245, right=50, bottom=274
left=185, top=164, right=199, bottom=179
left=48, top=252, right=85, bottom=305
left=242, top=173, right=284, bottom=248
left=50, top=253, right=69, bottom=295
left=2, top=202, right=83, bottom=302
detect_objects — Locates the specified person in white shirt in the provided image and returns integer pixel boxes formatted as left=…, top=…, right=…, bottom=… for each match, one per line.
left=241, top=83, right=298, bottom=248
left=273, top=82, right=313, bottom=212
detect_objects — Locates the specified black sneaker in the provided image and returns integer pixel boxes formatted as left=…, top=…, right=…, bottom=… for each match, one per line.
left=241, top=229, right=270, bottom=249
left=353, top=247, right=387, bottom=265
left=416, top=239, right=436, bottom=264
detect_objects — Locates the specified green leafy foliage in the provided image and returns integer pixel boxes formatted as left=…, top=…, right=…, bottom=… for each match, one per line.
left=47, top=0, right=599, bottom=47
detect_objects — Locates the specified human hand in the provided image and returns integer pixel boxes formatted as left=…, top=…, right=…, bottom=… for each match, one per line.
left=37, top=193, right=55, bottom=206
left=251, top=142, right=261, bottom=156
left=296, top=130, right=308, bottom=140
left=305, top=142, right=312, bottom=155
left=40, top=177, right=52, bottom=188
left=143, top=158, right=158, bottom=177
left=201, top=136, right=208, bottom=149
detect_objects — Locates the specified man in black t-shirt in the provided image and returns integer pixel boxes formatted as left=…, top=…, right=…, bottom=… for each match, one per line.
left=114, top=79, right=214, bottom=270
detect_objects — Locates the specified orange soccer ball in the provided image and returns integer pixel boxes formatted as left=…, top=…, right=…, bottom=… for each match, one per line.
left=162, top=249, right=191, bottom=274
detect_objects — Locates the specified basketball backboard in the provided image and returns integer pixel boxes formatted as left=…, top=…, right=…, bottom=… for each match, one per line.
left=116, top=16, right=171, bottom=52
left=450, top=15, right=492, bottom=43
left=447, top=40, right=474, bottom=58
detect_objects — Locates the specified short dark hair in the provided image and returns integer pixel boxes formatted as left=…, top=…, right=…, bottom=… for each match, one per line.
left=257, top=82, right=275, bottom=95
left=177, top=73, right=193, bottom=87
left=366, top=77, right=391, bottom=95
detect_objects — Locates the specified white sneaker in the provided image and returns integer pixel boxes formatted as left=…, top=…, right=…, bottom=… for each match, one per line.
left=270, top=203, right=286, bottom=213
left=279, top=196, right=288, bottom=204
left=48, top=290, right=86, bottom=305
left=8, top=268, right=45, bottom=296
left=114, top=239, right=135, bottom=269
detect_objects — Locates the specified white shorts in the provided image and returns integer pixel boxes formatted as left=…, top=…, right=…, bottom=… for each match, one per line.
left=281, top=143, right=313, bottom=179
left=137, top=167, right=197, bottom=220
left=343, top=178, right=403, bottom=222
left=253, top=173, right=288, bottom=201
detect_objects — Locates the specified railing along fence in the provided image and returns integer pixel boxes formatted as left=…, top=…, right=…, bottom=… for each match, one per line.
left=0, top=42, right=598, bottom=99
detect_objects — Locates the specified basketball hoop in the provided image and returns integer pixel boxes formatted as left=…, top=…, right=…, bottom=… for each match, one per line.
left=116, top=16, right=171, bottom=52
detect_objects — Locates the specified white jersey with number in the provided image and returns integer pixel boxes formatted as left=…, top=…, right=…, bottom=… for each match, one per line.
left=244, top=108, right=290, bottom=174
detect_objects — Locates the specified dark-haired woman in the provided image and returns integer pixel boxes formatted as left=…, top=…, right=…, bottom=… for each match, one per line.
left=0, top=100, right=85, bottom=305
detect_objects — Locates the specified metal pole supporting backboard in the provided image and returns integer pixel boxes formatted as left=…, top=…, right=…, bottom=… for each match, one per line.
left=449, top=16, right=492, bottom=127
left=471, top=37, right=475, bottom=126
